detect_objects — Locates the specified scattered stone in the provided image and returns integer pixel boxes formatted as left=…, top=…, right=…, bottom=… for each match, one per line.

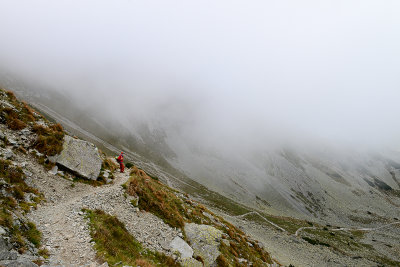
left=22, top=169, right=32, bottom=177
left=0, top=259, right=39, bottom=267
left=48, top=166, right=58, bottom=175
left=4, top=149, right=14, bottom=159
left=56, top=135, right=102, bottom=180
left=0, top=227, right=6, bottom=236
left=169, top=236, right=193, bottom=259
left=47, top=155, right=59, bottom=164
left=7, top=139, right=17, bottom=147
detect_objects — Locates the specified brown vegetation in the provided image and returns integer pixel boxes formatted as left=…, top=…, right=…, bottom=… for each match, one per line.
left=32, top=123, right=65, bottom=156
left=102, top=158, right=118, bottom=172
left=126, top=171, right=273, bottom=266
left=0, top=91, right=38, bottom=130
left=0, top=159, right=44, bottom=254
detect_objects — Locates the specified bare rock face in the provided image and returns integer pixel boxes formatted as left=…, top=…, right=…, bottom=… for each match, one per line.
left=56, top=135, right=102, bottom=180
left=184, top=223, right=223, bottom=267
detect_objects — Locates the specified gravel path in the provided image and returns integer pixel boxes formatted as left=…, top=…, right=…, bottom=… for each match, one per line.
left=24, top=156, right=179, bottom=267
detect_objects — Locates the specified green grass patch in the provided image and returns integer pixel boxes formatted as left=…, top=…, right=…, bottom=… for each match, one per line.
left=84, top=209, right=179, bottom=267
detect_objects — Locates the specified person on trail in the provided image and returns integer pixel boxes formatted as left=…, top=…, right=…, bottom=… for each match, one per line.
left=117, top=152, right=125, bottom=173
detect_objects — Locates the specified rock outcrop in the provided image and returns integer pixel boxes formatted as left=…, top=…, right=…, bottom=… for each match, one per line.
left=184, top=223, right=223, bottom=267
left=56, top=135, right=102, bottom=180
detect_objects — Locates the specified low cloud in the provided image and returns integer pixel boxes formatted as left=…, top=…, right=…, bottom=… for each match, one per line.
left=1, top=0, right=400, bottom=153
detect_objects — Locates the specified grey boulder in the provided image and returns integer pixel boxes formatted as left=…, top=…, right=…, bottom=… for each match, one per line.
left=0, top=259, right=38, bottom=267
left=56, top=135, right=102, bottom=180
left=170, top=236, right=193, bottom=259
left=184, top=223, right=223, bottom=267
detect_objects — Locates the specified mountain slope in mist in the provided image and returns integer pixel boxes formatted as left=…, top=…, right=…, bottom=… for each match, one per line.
left=10, top=84, right=400, bottom=227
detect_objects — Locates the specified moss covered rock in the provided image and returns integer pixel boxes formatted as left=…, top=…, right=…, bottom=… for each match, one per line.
left=184, top=223, right=222, bottom=267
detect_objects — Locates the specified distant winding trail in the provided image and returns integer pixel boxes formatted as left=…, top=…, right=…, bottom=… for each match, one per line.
left=233, top=211, right=287, bottom=232
left=295, top=222, right=400, bottom=237
left=233, top=210, right=400, bottom=237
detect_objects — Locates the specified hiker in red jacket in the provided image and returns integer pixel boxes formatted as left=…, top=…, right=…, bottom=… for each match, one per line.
left=117, top=152, right=125, bottom=173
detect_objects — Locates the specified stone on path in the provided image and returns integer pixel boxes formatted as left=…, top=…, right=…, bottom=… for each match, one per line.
left=57, top=135, right=102, bottom=180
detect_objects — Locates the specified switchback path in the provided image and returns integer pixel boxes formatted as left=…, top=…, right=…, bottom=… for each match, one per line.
left=295, top=222, right=400, bottom=237
left=233, top=211, right=287, bottom=232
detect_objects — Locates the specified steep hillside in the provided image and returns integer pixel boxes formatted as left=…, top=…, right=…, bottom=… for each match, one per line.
left=11, top=85, right=400, bottom=227
left=0, top=89, right=281, bottom=266
left=1, top=88, right=399, bottom=266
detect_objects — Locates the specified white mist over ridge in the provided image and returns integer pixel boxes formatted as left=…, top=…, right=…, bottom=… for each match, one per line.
left=1, top=0, right=400, bottom=153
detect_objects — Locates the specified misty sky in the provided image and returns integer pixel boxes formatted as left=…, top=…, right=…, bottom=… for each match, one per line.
left=1, top=0, right=400, bottom=150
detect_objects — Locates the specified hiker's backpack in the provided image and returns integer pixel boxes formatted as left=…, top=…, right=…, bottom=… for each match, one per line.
left=115, top=156, right=120, bottom=163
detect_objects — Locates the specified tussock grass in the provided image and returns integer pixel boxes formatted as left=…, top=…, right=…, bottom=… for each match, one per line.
left=84, top=209, right=179, bottom=267
left=102, top=158, right=118, bottom=172
left=0, top=159, right=45, bottom=254
left=0, top=89, right=64, bottom=157
left=128, top=171, right=186, bottom=228
left=0, top=90, right=38, bottom=130
left=32, top=124, right=65, bottom=156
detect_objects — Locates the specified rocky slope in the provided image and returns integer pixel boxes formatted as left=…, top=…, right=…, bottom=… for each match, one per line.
left=13, top=85, right=400, bottom=227
left=0, top=89, right=281, bottom=266
left=1, top=88, right=400, bottom=266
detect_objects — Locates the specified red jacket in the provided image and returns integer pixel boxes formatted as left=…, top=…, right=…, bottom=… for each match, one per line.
left=117, top=154, right=124, bottom=163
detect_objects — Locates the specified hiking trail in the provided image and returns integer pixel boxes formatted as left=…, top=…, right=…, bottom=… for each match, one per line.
left=26, top=158, right=179, bottom=267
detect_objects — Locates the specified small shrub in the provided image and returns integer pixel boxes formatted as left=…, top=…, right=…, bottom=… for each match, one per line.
left=7, top=117, right=27, bottom=130
left=32, top=124, right=64, bottom=156
left=216, top=254, right=229, bottom=267
left=125, top=162, right=134, bottom=169
left=24, top=222, right=42, bottom=247
left=102, top=158, right=118, bottom=172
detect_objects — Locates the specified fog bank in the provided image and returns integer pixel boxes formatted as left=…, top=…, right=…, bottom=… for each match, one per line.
left=1, top=0, right=400, bottom=152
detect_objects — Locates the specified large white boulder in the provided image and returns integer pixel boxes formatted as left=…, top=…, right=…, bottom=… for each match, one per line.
left=56, top=135, right=102, bottom=180
left=184, top=223, right=223, bottom=267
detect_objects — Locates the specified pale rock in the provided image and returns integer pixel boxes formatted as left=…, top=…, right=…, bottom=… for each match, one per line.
left=48, top=166, right=58, bottom=175
left=4, top=149, right=13, bottom=159
left=170, top=236, right=193, bottom=259
left=56, top=135, right=102, bottom=180
left=184, top=223, right=223, bottom=266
